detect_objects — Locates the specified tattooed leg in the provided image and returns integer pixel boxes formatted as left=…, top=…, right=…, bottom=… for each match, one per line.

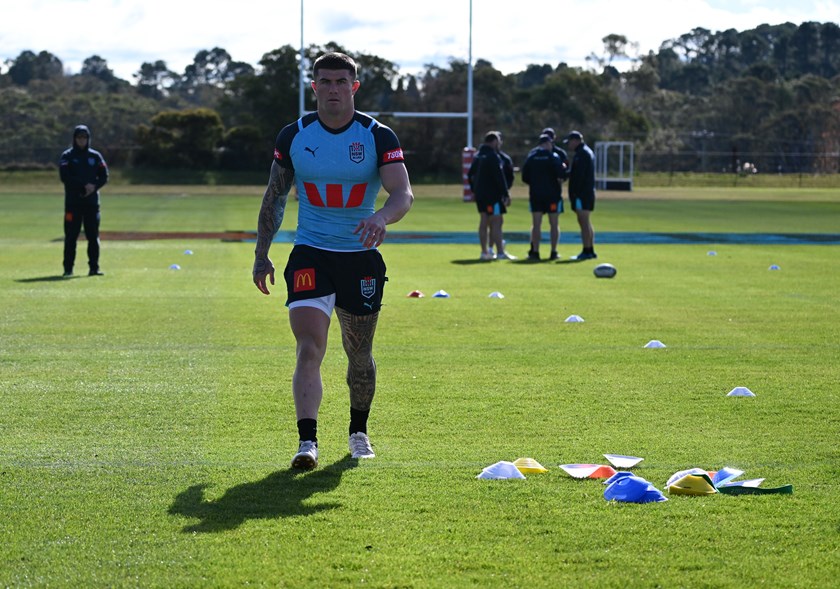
left=335, top=308, right=379, bottom=411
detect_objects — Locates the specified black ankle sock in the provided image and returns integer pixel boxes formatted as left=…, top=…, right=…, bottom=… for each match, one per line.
left=349, top=408, right=370, bottom=435
left=297, top=418, right=317, bottom=443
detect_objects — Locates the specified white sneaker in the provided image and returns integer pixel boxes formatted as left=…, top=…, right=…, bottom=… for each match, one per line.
left=291, top=440, right=318, bottom=469
left=497, top=250, right=517, bottom=260
left=480, top=251, right=496, bottom=261
left=349, top=432, right=375, bottom=459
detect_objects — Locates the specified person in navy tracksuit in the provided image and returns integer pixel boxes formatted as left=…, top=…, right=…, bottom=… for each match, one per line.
left=467, top=131, right=515, bottom=261
left=522, top=133, right=568, bottom=260
left=563, top=130, right=597, bottom=261
left=59, top=124, right=109, bottom=276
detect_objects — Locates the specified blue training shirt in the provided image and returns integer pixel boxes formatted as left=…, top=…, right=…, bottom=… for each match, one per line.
left=273, top=111, right=405, bottom=251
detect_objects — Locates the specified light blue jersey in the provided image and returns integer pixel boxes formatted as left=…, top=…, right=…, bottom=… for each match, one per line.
left=274, top=111, right=404, bottom=251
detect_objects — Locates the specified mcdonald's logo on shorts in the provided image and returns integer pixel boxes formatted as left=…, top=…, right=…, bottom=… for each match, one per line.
left=294, top=268, right=316, bottom=292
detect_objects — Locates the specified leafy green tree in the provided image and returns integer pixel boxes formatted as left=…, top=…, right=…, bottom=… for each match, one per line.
left=175, top=47, right=255, bottom=107
left=6, top=50, right=63, bottom=85
left=586, top=34, right=637, bottom=71
left=515, top=64, right=554, bottom=90
left=180, top=47, right=255, bottom=89
left=135, top=60, right=179, bottom=99
left=791, top=22, right=822, bottom=76
left=740, top=26, right=774, bottom=67
left=134, top=108, right=224, bottom=168
left=818, top=22, right=840, bottom=78
left=80, top=55, right=115, bottom=82
left=219, top=125, right=267, bottom=171
left=219, top=44, right=301, bottom=146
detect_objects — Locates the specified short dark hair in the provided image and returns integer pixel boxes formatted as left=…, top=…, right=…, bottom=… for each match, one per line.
left=313, top=52, right=357, bottom=79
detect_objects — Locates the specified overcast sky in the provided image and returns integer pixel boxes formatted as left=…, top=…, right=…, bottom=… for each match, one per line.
left=2, top=0, right=838, bottom=81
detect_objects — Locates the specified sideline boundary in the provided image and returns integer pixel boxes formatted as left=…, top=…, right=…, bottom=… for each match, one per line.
left=95, top=230, right=840, bottom=245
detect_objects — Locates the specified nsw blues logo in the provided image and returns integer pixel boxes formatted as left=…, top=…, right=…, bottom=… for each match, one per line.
left=349, top=142, right=365, bottom=164
left=360, top=276, right=376, bottom=298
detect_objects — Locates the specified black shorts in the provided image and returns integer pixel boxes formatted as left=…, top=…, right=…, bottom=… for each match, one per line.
left=284, top=245, right=387, bottom=315
left=570, top=193, right=595, bottom=211
left=529, top=196, right=563, bottom=215
left=475, top=198, right=507, bottom=215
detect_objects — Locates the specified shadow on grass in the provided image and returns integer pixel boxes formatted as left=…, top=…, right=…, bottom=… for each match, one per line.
left=510, top=258, right=549, bottom=265
left=168, top=456, right=358, bottom=533
left=15, top=275, right=74, bottom=282
left=450, top=258, right=488, bottom=265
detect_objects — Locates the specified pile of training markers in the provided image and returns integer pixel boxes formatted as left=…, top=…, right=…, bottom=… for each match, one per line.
left=476, top=454, right=793, bottom=503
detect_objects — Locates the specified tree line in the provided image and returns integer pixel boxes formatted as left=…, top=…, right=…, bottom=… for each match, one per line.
left=1, top=21, right=838, bottom=181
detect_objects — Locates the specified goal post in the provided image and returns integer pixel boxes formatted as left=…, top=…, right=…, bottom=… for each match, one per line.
left=594, top=141, right=634, bottom=191
left=298, top=0, right=477, bottom=198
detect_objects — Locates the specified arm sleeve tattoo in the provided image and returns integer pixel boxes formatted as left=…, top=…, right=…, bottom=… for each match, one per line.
left=254, top=161, right=292, bottom=259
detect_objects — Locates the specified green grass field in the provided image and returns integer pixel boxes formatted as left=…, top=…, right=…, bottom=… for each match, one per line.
left=1, top=180, right=838, bottom=587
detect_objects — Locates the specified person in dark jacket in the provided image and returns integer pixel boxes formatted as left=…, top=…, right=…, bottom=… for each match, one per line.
left=59, top=124, right=109, bottom=276
left=522, top=133, right=568, bottom=260
left=563, top=130, right=597, bottom=261
left=541, top=127, right=570, bottom=171
left=491, top=132, right=516, bottom=259
left=467, top=131, right=515, bottom=261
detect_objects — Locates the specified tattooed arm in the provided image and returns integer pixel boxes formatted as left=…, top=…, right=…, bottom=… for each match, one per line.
left=253, top=160, right=293, bottom=295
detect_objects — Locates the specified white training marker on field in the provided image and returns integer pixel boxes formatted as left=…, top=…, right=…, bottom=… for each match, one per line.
left=604, top=454, right=644, bottom=468
left=644, top=340, right=666, bottom=348
left=559, top=464, right=617, bottom=479
left=476, top=461, right=526, bottom=480
left=565, top=315, right=584, bottom=323
left=169, top=264, right=181, bottom=270
left=432, top=290, right=450, bottom=298
left=488, top=291, right=505, bottom=298
left=727, top=386, right=756, bottom=397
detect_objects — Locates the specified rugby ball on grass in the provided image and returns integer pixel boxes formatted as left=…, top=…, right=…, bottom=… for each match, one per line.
left=594, top=263, right=617, bottom=278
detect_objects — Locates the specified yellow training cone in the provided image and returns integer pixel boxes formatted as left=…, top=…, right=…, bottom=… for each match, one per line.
left=667, top=473, right=718, bottom=496
left=513, top=457, right=548, bottom=474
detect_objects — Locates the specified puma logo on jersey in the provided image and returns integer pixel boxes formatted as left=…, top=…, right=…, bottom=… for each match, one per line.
left=304, top=146, right=319, bottom=157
